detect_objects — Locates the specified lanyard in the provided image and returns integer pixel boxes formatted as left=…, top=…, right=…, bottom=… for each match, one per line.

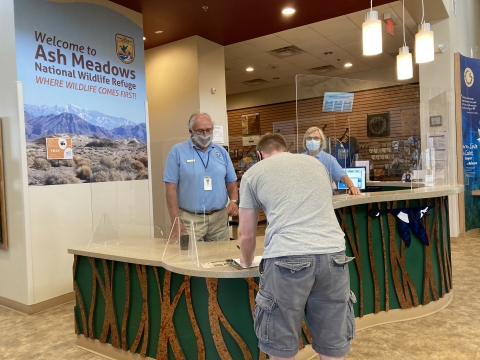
left=194, top=147, right=210, bottom=175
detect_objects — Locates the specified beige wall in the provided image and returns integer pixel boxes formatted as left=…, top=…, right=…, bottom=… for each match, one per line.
left=146, top=36, right=227, bottom=233
left=0, top=0, right=151, bottom=306
left=0, top=0, right=32, bottom=305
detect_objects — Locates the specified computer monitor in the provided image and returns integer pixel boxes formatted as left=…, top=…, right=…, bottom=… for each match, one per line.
left=338, top=167, right=366, bottom=190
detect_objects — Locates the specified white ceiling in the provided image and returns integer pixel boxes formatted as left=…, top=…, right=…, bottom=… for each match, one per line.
left=225, top=1, right=419, bottom=95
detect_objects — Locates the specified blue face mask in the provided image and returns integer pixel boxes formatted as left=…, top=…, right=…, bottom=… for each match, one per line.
left=306, top=139, right=320, bottom=151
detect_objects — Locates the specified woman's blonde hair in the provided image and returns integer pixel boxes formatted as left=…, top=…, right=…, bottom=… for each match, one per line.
left=303, top=127, right=327, bottom=151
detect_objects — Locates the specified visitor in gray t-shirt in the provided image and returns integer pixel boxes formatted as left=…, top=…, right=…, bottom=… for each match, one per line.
left=238, top=133, right=355, bottom=360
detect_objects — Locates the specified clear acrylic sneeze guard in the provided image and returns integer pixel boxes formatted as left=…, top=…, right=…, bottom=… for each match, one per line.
left=88, top=213, right=120, bottom=248
left=162, top=217, right=199, bottom=266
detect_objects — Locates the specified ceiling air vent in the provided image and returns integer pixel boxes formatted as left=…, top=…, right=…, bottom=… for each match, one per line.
left=310, top=65, right=337, bottom=73
left=243, top=78, right=269, bottom=86
left=268, top=45, right=306, bottom=58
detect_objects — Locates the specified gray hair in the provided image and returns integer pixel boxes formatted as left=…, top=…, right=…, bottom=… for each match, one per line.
left=188, top=112, right=214, bottom=130
left=303, top=127, right=327, bottom=151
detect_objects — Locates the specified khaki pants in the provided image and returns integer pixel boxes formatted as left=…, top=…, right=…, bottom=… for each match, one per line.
left=179, top=208, right=230, bottom=242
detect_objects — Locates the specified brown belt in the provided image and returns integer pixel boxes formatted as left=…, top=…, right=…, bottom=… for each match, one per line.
left=179, top=208, right=222, bottom=216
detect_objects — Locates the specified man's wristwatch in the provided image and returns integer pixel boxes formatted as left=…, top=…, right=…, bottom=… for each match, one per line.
left=230, top=199, right=239, bottom=206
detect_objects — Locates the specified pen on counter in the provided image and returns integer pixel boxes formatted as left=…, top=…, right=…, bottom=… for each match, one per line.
left=236, top=245, right=240, bottom=250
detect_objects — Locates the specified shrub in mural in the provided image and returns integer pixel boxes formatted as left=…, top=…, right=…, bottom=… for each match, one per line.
left=25, top=104, right=148, bottom=185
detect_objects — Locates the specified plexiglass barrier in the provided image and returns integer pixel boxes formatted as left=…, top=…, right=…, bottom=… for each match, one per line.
left=295, top=74, right=455, bottom=194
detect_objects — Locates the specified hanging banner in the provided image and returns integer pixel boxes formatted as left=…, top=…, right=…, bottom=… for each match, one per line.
left=458, top=54, right=480, bottom=231
left=14, top=0, right=147, bottom=185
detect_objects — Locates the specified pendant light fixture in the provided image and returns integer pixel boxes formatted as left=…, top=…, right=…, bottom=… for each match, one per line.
left=415, top=0, right=434, bottom=63
left=362, top=0, right=382, bottom=55
left=397, top=0, right=413, bottom=80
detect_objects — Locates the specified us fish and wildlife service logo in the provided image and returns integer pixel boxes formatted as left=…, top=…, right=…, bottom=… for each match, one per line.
left=464, top=67, right=474, bottom=87
left=116, top=34, right=135, bottom=64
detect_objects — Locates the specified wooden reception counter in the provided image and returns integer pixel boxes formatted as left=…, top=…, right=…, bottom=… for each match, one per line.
left=69, top=184, right=463, bottom=360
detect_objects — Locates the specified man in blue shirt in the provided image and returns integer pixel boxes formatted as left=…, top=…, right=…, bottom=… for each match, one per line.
left=163, top=112, right=239, bottom=242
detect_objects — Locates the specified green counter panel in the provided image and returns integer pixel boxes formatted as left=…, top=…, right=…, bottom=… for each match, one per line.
left=74, top=196, right=451, bottom=359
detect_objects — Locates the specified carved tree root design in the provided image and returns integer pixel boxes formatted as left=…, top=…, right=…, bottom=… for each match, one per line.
left=121, top=263, right=130, bottom=351
left=206, top=278, right=253, bottom=360
left=336, top=207, right=363, bottom=316
left=386, top=202, right=418, bottom=309
left=436, top=198, right=446, bottom=297
left=367, top=203, right=380, bottom=313
left=441, top=197, right=452, bottom=292
left=88, top=258, right=98, bottom=339
left=377, top=202, right=389, bottom=312
left=129, top=264, right=149, bottom=357
left=422, top=198, right=439, bottom=304
left=88, top=258, right=121, bottom=347
left=184, top=275, right=206, bottom=360
left=155, top=269, right=186, bottom=360
left=73, top=255, right=88, bottom=337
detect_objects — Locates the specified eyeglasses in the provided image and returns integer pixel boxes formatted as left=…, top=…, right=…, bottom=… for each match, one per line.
left=306, top=137, right=321, bottom=141
left=193, top=128, right=213, bottom=135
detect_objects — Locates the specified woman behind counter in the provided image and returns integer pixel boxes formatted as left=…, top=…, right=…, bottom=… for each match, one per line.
left=303, top=127, right=361, bottom=195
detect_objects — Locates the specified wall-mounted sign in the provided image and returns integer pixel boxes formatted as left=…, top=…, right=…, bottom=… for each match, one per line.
left=46, top=138, right=73, bottom=159
left=241, top=113, right=260, bottom=135
left=430, top=115, right=443, bottom=127
left=323, top=92, right=354, bottom=112
left=367, top=113, right=390, bottom=137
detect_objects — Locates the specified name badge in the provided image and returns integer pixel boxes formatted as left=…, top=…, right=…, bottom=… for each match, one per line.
left=186, top=159, right=195, bottom=163
left=204, top=176, right=212, bottom=191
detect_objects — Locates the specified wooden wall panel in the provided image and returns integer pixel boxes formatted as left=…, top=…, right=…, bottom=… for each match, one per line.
left=227, top=83, right=420, bottom=179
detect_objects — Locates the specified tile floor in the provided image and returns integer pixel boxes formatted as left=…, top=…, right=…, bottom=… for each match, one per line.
left=0, top=234, right=479, bottom=360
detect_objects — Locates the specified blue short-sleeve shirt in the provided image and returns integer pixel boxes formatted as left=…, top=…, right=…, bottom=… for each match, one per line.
left=303, top=150, right=346, bottom=182
left=164, top=138, right=237, bottom=212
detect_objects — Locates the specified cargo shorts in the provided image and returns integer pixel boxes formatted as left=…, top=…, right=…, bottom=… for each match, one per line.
left=254, top=252, right=356, bottom=358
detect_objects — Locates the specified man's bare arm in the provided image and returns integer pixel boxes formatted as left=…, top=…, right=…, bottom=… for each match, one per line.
left=238, top=207, right=259, bottom=266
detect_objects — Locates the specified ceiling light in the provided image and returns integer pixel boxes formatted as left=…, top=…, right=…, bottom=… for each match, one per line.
left=143, top=37, right=146, bottom=41
left=397, top=0, right=413, bottom=80
left=155, top=30, right=163, bottom=34
left=415, top=0, right=434, bottom=63
left=344, top=63, right=353, bottom=67
left=246, top=67, right=254, bottom=72
left=362, top=1, right=382, bottom=56
left=282, top=8, right=295, bottom=15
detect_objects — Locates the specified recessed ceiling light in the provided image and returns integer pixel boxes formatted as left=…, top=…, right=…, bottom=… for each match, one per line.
left=282, top=8, right=295, bottom=15
left=143, top=37, right=146, bottom=41
left=246, top=67, right=254, bottom=72
left=344, top=62, right=353, bottom=67
left=155, top=30, right=163, bottom=34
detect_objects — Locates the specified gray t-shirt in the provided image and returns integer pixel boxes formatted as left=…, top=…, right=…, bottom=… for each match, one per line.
left=240, top=152, right=345, bottom=259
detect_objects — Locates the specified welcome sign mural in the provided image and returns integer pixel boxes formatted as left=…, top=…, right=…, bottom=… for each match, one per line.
left=14, top=0, right=148, bottom=185
left=459, top=54, right=480, bottom=231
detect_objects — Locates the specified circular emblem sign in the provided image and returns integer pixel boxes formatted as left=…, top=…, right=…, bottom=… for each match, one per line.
left=464, top=67, right=474, bottom=87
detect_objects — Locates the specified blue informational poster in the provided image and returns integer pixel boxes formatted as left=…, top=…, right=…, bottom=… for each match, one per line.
left=459, top=54, right=480, bottom=231
left=14, top=0, right=147, bottom=185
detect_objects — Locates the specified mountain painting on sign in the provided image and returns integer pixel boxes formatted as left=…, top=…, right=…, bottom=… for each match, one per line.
left=25, top=104, right=148, bottom=186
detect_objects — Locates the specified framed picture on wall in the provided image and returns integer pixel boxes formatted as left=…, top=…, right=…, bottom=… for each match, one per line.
left=241, top=113, right=260, bottom=135
left=367, top=113, right=390, bottom=137
left=0, top=120, right=7, bottom=250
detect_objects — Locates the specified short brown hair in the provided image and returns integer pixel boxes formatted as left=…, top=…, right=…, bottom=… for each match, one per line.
left=256, top=133, right=287, bottom=153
